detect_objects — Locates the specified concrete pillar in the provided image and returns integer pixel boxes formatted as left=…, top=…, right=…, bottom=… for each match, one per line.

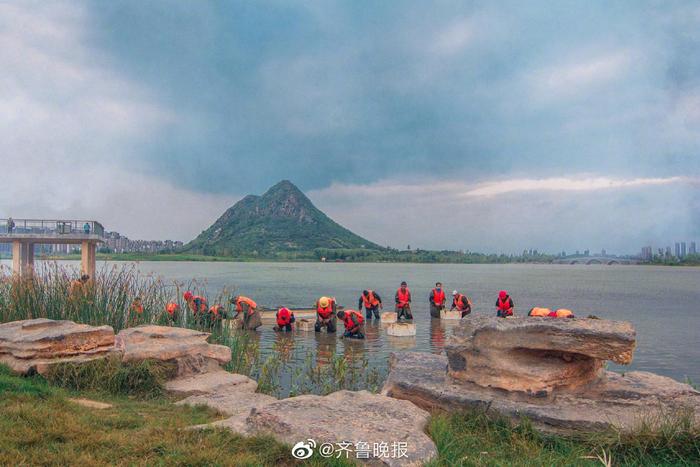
left=12, top=241, right=21, bottom=275
left=81, top=241, right=96, bottom=279
left=11, top=241, right=34, bottom=277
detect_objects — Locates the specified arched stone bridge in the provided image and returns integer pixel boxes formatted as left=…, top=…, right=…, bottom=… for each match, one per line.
left=552, top=256, right=639, bottom=265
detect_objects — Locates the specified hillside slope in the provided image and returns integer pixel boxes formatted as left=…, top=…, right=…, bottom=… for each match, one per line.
left=183, top=180, right=382, bottom=257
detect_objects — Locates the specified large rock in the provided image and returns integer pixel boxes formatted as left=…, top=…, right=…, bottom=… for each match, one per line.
left=445, top=317, right=636, bottom=394
left=209, top=390, right=437, bottom=466
left=382, top=352, right=700, bottom=434
left=173, top=370, right=277, bottom=420
left=0, top=319, right=117, bottom=375
left=115, top=325, right=231, bottom=376
left=165, top=370, right=258, bottom=396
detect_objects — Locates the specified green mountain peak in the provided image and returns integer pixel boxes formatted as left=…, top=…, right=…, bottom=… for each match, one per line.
left=183, top=180, right=381, bottom=257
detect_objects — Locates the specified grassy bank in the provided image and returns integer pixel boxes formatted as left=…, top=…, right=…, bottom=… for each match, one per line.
left=427, top=409, right=700, bottom=466
left=0, top=364, right=349, bottom=466
left=1, top=362, right=697, bottom=466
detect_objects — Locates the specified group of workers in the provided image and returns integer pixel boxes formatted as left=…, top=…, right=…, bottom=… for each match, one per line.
left=168, top=281, right=574, bottom=340
left=68, top=273, right=572, bottom=339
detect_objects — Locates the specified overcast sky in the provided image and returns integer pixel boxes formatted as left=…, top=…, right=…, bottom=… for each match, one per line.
left=1, top=0, right=698, bottom=254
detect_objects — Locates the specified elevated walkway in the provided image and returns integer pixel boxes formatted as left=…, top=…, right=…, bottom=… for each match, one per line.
left=0, top=219, right=104, bottom=277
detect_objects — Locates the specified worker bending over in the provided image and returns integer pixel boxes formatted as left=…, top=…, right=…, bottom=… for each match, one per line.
left=395, top=281, right=412, bottom=320
left=315, top=296, right=337, bottom=333
left=451, top=290, right=472, bottom=317
left=231, top=295, right=262, bottom=330
left=358, top=290, right=383, bottom=319
left=429, top=282, right=446, bottom=318
left=337, top=309, right=365, bottom=339
left=183, top=291, right=208, bottom=324
left=496, top=290, right=514, bottom=317
left=274, top=307, right=296, bottom=331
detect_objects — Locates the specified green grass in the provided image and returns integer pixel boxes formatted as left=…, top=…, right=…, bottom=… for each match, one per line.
left=426, top=408, right=700, bottom=466
left=44, top=357, right=177, bottom=398
left=0, top=365, right=352, bottom=466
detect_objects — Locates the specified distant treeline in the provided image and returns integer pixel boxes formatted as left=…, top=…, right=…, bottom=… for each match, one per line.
left=81, top=247, right=558, bottom=264
left=646, top=253, right=700, bottom=266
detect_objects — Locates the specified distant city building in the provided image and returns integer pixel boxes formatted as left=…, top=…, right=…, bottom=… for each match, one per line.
left=675, top=242, right=681, bottom=258
left=666, top=246, right=672, bottom=257
left=691, top=242, right=697, bottom=255
left=681, top=242, right=687, bottom=258
left=601, top=249, right=606, bottom=256
left=641, top=246, right=653, bottom=261
left=101, top=231, right=183, bottom=254
left=583, top=249, right=590, bottom=256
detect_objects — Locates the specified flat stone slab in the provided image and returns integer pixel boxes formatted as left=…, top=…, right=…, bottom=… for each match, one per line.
left=446, top=316, right=636, bottom=394
left=209, top=390, right=436, bottom=466
left=183, top=391, right=278, bottom=419
left=386, top=323, right=416, bottom=337
left=440, top=310, right=461, bottom=320
left=115, top=325, right=231, bottom=376
left=382, top=352, right=700, bottom=434
left=68, top=398, right=113, bottom=410
left=381, top=312, right=397, bottom=323
left=0, top=319, right=117, bottom=375
left=165, top=370, right=258, bottom=396
left=296, top=319, right=315, bottom=332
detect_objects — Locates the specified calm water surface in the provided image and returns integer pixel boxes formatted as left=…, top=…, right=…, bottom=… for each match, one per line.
left=6, top=261, right=699, bottom=383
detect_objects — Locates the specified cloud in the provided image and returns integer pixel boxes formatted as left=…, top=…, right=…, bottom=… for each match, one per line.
left=309, top=175, right=699, bottom=254
left=462, top=176, right=691, bottom=198
left=528, top=51, right=634, bottom=100
left=0, top=1, right=221, bottom=240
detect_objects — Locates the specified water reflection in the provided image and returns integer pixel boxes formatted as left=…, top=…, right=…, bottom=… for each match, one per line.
left=429, top=318, right=460, bottom=354
left=314, top=331, right=338, bottom=367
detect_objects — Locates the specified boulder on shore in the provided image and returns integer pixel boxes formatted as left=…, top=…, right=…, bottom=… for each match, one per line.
left=382, top=351, right=700, bottom=434
left=115, top=325, right=231, bottom=376
left=0, top=318, right=117, bottom=375
left=211, top=390, right=436, bottom=466
left=445, top=316, right=636, bottom=394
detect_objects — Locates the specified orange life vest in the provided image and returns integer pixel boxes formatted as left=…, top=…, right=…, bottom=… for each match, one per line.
left=317, top=298, right=335, bottom=319
left=362, top=290, right=379, bottom=308
left=554, top=308, right=574, bottom=318
left=131, top=301, right=144, bottom=314
left=396, top=287, right=411, bottom=307
left=235, top=296, right=257, bottom=314
left=529, top=307, right=552, bottom=317
left=342, top=310, right=364, bottom=329
left=277, top=307, right=292, bottom=326
left=453, top=293, right=469, bottom=311
left=497, top=296, right=513, bottom=315
left=432, top=288, right=446, bottom=306
left=166, top=302, right=179, bottom=315
left=209, top=304, right=224, bottom=318
left=190, top=296, right=208, bottom=314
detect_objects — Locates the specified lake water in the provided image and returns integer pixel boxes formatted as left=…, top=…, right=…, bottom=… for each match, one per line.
left=5, top=261, right=699, bottom=384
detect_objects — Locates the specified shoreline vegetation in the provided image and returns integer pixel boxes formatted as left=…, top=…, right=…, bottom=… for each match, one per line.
left=12, top=250, right=700, bottom=266
left=0, top=264, right=698, bottom=465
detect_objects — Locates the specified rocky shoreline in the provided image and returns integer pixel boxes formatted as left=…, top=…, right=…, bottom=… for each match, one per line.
left=1, top=316, right=698, bottom=465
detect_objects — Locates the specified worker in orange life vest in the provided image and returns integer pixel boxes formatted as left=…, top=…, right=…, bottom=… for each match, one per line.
left=184, top=291, right=208, bottom=324
left=165, top=302, right=179, bottom=322
left=395, top=281, right=413, bottom=320
left=274, top=307, right=296, bottom=332
left=496, top=290, right=514, bottom=317
left=337, top=309, right=365, bottom=339
left=230, top=295, right=261, bottom=330
left=429, top=282, right=446, bottom=318
left=450, top=290, right=472, bottom=318
left=358, top=290, right=382, bottom=319
left=314, top=296, right=337, bottom=333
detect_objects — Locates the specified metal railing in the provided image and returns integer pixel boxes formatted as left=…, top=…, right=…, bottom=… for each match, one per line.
left=0, top=219, right=104, bottom=237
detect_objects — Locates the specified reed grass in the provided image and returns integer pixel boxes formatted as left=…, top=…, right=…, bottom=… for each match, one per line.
left=44, top=357, right=176, bottom=398
left=426, top=407, right=700, bottom=466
